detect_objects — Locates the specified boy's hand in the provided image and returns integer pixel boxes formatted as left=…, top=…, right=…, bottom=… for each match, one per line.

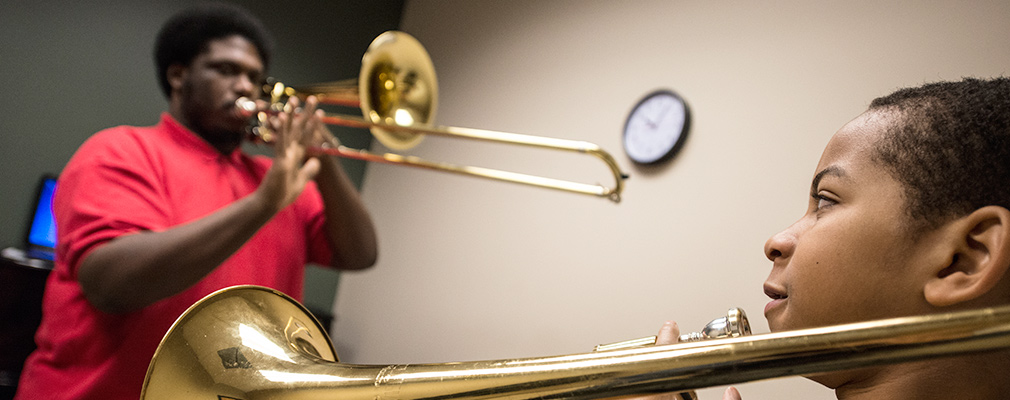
left=722, top=387, right=742, bottom=400
left=655, top=321, right=743, bottom=400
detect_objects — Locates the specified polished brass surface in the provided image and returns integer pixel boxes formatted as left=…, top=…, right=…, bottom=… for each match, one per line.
left=142, top=285, right=1010, bottom=400
left=593, top=307, right=750, bottom=352
left=593, top=308, right=750, bottom=400
left=240, top=31, right=626, bottom=202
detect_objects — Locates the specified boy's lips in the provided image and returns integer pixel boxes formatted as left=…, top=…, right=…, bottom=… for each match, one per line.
left=763, top=283, right=788, bottom=316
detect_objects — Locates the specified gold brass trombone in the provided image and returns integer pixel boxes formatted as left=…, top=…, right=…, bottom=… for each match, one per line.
left=593, top=307, right=751, bottom=352
left=591, top=308, right=751, bottom=400
left=141, top=285, right=1010, bottom=400
left=239, top=31, right=627, bottom=202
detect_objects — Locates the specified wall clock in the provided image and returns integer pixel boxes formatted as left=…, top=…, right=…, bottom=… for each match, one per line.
left=622, top=89, right=690, bottom=165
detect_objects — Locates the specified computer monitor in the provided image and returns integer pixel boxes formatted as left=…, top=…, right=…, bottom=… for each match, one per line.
left=23, top=175, right=57, bottom=261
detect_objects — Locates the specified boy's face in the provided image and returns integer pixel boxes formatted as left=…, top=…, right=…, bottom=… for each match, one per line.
left=762, top=111, right=946, bottom=332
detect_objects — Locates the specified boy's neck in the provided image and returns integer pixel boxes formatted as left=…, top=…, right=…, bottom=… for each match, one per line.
left=821, top=351, right=1010, bottom=399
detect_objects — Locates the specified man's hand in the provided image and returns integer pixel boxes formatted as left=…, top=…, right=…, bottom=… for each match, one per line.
left=263, top=95, right=378, bottom=271
left=258, top=95, right=323, bottom=212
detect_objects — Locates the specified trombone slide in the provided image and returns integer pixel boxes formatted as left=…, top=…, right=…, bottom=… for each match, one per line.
left=142, top=286, right=1010, bottom=400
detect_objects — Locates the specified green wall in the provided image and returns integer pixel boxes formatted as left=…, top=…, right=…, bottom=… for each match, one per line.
left=0, top=0, right=403, bottom=318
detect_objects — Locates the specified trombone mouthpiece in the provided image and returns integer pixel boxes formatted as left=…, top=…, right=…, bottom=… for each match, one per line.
left=593, top=308, right=751, bottom=352
left=235, top=97, right=260, bottom=117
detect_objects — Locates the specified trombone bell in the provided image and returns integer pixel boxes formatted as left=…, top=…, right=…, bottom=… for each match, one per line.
left=358, top=31, right=436, bottom=151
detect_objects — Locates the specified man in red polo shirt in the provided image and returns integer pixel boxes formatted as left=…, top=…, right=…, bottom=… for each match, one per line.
left=15, top=4, right=378, bottom=400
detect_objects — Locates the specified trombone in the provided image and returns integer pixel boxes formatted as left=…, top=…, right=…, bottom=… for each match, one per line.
left=239, top=31, right=628, bottom=203
left=140, top=285, right=1010, bottom=400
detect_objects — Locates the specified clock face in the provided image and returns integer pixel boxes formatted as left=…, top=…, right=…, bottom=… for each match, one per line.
left=623, top=90, right=689, bottom=165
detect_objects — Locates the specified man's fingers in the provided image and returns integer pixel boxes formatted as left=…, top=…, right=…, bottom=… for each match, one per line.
left=268, top=112, right=288, bottom=152
left=283, top=97, right=300, bottom=145
left=300, top=157, right=321, bottom=183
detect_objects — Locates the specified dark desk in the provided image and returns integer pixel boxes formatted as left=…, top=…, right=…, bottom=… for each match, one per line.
left=0, top=248, right=52, bottom=400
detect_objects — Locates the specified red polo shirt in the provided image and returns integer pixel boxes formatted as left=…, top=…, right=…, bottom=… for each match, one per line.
left=16, top=113, right=333, bottom=400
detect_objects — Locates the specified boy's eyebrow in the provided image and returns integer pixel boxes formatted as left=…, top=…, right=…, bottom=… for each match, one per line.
left=810, top=166, right=845, bottom=196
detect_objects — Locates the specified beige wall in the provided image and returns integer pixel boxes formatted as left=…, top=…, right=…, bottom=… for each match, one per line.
left=334, top=1, right=1010, bottom=398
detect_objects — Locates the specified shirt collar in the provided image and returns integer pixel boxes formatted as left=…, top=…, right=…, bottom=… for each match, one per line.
left=159, top=113, right=246, bottom=164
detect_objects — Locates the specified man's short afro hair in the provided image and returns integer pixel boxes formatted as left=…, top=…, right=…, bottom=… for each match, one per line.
left=154, top=3, right=274, bottom=98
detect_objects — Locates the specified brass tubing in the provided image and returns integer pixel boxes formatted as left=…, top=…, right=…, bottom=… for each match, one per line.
left=242, top=100, right=627, bottom=202
left=594, top=308, right=750, bottom=352
left=141, top=285, right=1010, bottom=400
left=239, top=30, right=628, bottom=203
left=312, top=113, right=626, bottom=202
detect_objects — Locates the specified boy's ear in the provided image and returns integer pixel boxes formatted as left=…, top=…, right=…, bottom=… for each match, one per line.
left=925, top=206, right=1010, bottom=307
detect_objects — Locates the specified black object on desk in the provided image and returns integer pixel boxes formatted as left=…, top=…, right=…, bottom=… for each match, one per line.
left=0, top=248, right=52, bottom=399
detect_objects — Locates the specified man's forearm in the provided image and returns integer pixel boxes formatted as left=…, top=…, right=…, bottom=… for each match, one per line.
left=77, top=193, right=277, bottom=313
left=315, top=155, right=378, bottom=270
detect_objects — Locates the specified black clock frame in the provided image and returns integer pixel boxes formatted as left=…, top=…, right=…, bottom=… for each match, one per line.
left=622, top=89, right=691, bottom=165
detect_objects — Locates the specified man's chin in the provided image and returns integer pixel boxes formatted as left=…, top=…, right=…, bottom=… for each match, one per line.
left=195, top=123, right=247, bottom=149
left=215, top=113, right=254, bottom=139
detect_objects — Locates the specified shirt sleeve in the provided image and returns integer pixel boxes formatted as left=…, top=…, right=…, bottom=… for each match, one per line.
left=55, top=128, right=172, bottom=279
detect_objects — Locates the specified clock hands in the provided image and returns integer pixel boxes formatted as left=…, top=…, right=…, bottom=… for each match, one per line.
left=644, top=99, right=672, bottom=130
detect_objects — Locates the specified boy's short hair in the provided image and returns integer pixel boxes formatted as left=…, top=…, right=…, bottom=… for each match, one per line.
left=153, top=3, right=274, bottom=98
left=869, top=77, right=1010, bottom=228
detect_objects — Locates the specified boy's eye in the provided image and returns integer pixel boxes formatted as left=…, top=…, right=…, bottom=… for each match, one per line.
left=814, top=193, right=837, bottom=211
